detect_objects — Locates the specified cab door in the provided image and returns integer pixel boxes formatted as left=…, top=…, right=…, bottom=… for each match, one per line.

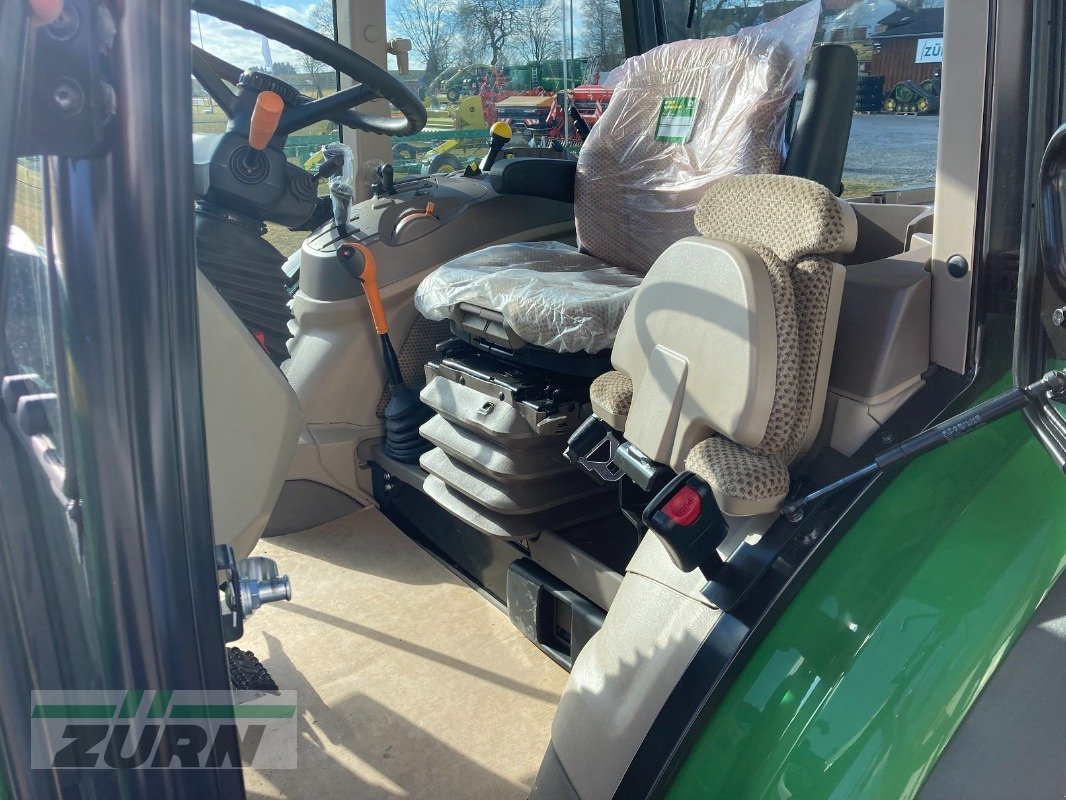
left=0, top=1, right=242, bottom=797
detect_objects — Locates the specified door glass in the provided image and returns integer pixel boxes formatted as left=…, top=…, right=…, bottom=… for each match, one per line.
left=664, top=0, right=945, bottom=198
left=5, top=157, right=65, bottom=465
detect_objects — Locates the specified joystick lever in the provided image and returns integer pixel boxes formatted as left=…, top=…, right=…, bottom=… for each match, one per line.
left=330, top=181, right=353, bottom=235
left=335, top=242, right=433, bottom=462
left=480, top=121, right=512, bottom=172
left=374, top=163, right=396, bottom=196
left=248, top=91, right=284, bottom=150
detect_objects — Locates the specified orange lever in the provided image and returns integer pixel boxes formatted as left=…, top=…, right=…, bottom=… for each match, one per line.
left=340, top=243, right=389, bottom=335
left=248, top=91, right=284, bottom=150
left=28, top=0, right=63, bottom=26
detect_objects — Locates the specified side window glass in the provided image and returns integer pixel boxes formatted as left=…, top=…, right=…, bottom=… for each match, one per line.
left=5, top=157, right=65, bottom=466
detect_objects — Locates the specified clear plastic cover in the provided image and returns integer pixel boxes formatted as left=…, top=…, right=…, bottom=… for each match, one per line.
left=413, top=242, right=642, bottom=354
left=575, top=0, right=819, bottom=274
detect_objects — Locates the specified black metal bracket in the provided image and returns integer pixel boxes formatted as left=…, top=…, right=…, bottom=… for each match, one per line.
left=17, top=0, right=116, bottom=157
left=214, top=544, right=244, bottom=643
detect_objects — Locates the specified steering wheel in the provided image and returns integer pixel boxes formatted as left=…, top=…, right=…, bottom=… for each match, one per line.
left=190, top=0, right=427, bottom=137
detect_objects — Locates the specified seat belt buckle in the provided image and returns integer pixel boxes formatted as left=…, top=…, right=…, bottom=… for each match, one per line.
left=564, top=415, right=624, bottom=483
left=642, top=471, right=729, bottom=574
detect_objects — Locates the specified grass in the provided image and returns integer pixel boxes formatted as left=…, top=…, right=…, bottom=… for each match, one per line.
left=841, top=177, right=890, bottom=199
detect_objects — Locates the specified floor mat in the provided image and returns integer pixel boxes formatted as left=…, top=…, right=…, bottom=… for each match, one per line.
left=241, top=508, right=567, bottom=800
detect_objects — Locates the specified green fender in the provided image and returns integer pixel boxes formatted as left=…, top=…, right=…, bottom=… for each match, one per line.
left=668, top=371, right=1066, bottom=799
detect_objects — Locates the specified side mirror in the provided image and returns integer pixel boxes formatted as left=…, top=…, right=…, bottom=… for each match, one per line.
left=1040, top=122, right=1066, bottom=297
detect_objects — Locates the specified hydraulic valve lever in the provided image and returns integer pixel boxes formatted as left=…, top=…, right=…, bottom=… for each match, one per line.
left=480, top=121, right=512, bottom=172
left=335, top=242, right=433, bottom=462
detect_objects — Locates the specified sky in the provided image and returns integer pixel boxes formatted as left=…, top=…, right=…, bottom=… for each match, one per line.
left=190, top=1, right=320, bottom=70
left=190, top=0, right=590, bottom=74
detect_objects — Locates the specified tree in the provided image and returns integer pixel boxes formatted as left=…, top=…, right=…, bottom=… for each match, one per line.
left=516, top=0, right=561, bottom=63
left=455, top=0, right=524, bottom=66
left=581, top=0, right=624, bottom=71
left=307, top=0, right=335, bottom=38
left=270, top=61, right=298, bottom=77
left=303, top=0, right=335, bottom=95
left=298, top=52, right=329, bottom=96
left=391, top=0, right=455, bottom=82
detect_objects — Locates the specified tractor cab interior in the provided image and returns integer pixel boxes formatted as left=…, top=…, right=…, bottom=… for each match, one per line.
left=174, top=0, right=953, bottom=792
left=6, top=0, right=967, bottom=794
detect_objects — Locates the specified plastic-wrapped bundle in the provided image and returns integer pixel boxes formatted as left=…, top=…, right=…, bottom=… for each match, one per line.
left=575, top=1, right=819, bottom=274
left=414, top=242, right=641, bottom=354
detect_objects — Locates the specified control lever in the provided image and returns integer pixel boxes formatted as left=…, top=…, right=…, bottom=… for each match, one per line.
left=335, top=243, right=432, bottom=462
left=480, top=121, right=512, bottom=172
left=313, top=149, right=345, bottom=182
left=329, top=181, right=353, bottom=235
left=568, top=100, right=591, bottom=140
left=374, top=163, right=396, bottom=196
left=248, top=90, right=284, bottom=151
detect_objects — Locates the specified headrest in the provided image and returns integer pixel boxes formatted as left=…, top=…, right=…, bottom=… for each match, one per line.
left=694, top=174, right=858, bottom=264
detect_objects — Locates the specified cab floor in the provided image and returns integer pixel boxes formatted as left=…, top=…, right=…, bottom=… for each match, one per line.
left=241, top=508, right=567, bottom=799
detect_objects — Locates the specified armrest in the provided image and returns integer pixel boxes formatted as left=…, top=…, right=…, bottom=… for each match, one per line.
left=489, top=157, right=576, bottom=203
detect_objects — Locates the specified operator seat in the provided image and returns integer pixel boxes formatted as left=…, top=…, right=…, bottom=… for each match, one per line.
left=414, top=23, right=815, bottom=357
left=592, top=173, right=858, bottom=515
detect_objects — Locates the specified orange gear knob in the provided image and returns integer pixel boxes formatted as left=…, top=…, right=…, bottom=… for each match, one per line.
left=28, top=0, right=64, bottom=26
left=248, top=91, right=284, bottom=150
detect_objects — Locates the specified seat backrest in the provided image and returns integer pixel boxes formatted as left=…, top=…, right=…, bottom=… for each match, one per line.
left=611, top=174, right=857, bottom=514
left=574, top=2, right=819, bottom=275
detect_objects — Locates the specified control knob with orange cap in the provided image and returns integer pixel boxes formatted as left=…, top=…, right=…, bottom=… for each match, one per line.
left=248, top=90, right=285, bottom=151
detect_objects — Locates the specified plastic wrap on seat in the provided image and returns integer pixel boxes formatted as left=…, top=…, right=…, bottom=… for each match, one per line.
left=414, top=241, right=641, bottom=353
left=575, top=1, right=819, bottom=274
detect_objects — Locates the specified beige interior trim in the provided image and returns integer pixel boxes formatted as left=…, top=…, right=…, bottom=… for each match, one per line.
left=198, top=272, right=303, bottom=559
left=929, top=0, right=989, bottom=373
left=615, top=238, right=779, bottom=470
left=548, top=562, right=719, bottom=800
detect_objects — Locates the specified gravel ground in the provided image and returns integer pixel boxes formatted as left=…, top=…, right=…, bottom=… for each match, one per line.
left=841, top=112, right=941, bottom=196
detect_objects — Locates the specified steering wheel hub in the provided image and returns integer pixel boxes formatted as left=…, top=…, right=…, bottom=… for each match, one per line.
left=237, top=71, right=304, bottom=106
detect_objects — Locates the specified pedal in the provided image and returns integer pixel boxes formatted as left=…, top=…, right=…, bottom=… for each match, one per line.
left=564, top=415, right=624, bottom=483
left=227, top=647, right=279, bottom=693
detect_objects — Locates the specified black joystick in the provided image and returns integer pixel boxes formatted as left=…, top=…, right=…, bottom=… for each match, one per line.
left=373, top=162, right=394, bottom=195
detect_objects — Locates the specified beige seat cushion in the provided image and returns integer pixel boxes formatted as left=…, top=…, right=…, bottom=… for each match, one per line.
left=589, top=371, right=634, bottom=429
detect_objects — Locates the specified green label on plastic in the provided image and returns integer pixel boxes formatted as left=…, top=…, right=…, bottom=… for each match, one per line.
left=655, top=96, right=698, bottom=143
